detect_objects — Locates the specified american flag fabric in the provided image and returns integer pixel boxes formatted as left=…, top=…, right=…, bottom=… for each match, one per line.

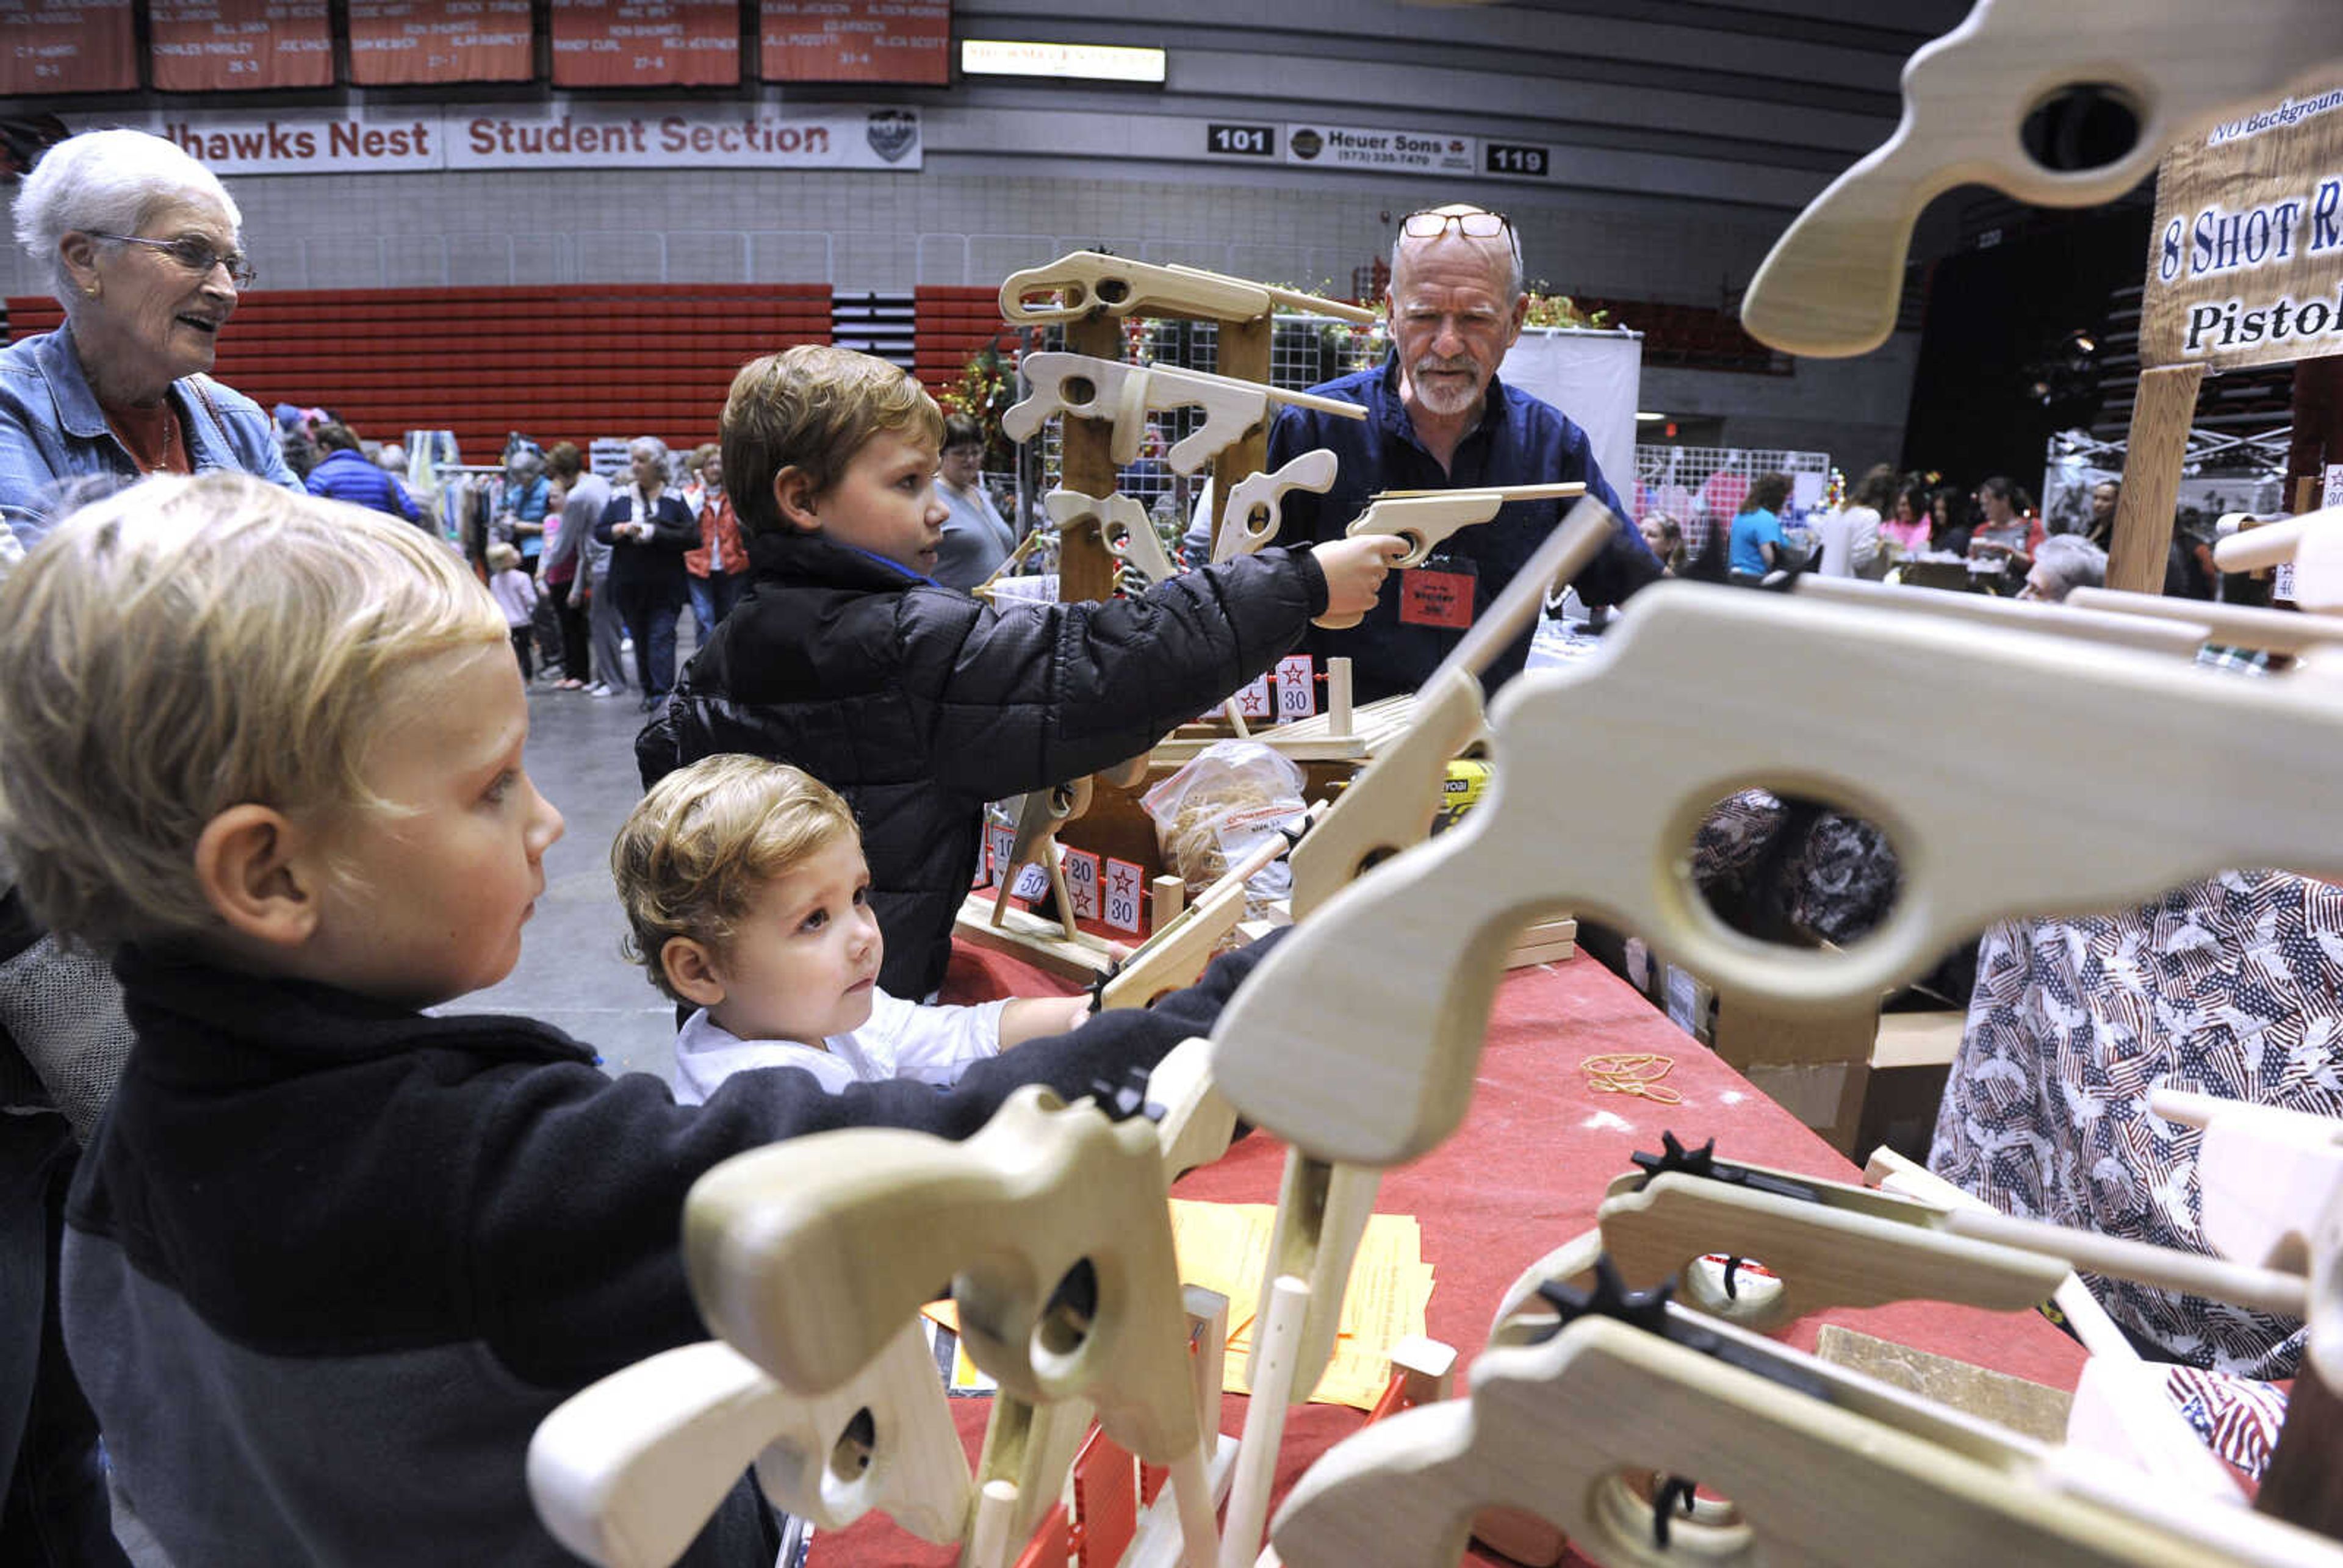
left=1931, top=870, right=2343, bottom=1378
left=2165, top=1364, right=2287, bottom=1481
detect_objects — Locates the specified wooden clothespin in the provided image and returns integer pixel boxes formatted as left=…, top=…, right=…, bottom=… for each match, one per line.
left=1004, top=353, right=1367, bottom=475
left=999, top=251, right=1378, bottom=328
left=683, top=1085, right=1221, bottom=1568
left=1272, top=1262, right=2342, bottom=1568
left=1741, top=1, right=2343, bottom=356
left=1215, top=450, right=1340, bottom=564
left=525, top=1323, right=971, bottom=1566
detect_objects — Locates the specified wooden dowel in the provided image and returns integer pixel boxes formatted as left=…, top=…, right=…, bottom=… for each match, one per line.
left=966, top=1478, right=1020, bottom=1568
left=1372, top=482, right=1587, bottom=501
left=2066, top=586, right=2343, bottom=653
left=1326, top=658, right=1353, bottom=738
left=1217, top=1276, right=1311, bottom=1568
left=1169, top=1445, right=1221, bottom=1568
left=1940, top=1206, right=2308, bottom=1318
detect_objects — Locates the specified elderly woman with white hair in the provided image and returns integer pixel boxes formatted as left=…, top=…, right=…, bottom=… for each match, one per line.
left=2018, top=532, right=2106, bottom=603
left=595, top=435, right=696, bottom=710
left=0, top=128, right=294, bottom=545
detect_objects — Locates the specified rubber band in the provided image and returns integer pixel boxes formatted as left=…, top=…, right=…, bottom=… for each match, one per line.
left=1581, top=1051, right=1682, bottom=1105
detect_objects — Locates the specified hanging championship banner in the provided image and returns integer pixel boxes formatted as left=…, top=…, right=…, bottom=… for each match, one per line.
left=348, top=0, right=533, bottom=87
left=150, top=0, right=331, bottom=92
left=551, top=0, right=738, bottom=88
left=2142, top=84, right=2343, bottom=371
left=760, top=0, right=948, bottom=85
left=2, top=0, right=137, bottom=96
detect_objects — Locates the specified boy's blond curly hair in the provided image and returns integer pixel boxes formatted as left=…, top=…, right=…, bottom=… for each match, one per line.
left=722, top=345, right=943, bottom=539
left=611, top=753, right=860, bottom=1002
left=0, top=473, right=505, bottom=948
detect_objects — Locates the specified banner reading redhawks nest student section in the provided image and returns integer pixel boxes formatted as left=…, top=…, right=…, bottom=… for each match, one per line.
left=2142, top=84, right=2343, bottom=371
left=112, top=106, right=921, bottom=175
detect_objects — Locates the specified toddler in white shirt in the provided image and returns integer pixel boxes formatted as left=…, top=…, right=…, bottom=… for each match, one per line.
left=612, top=753, right=1089, bottom=1103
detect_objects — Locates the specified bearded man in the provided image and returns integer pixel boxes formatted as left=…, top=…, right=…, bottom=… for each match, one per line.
left=1265, top=204, right=1659, bottom=701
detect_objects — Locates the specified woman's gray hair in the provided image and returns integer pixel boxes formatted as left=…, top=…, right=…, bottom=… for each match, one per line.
left=2034, top=533, right=2107, bottom=601
left=628, top=436, right=669, bottom=464
left=12, top=129, right=242, bottom=309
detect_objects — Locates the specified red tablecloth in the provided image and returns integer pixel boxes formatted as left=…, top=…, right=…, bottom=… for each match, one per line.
left=812, top=945, right=2087, bottom=1565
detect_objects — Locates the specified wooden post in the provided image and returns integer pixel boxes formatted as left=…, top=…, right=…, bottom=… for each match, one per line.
left=2254, top=1365, right=2343, bottom=1544
left=1059, top=314, right=1125, bottom=603
left=1211, top=316, right=1274, bottom=563
left=2107, top=364, right=2203, bottom=594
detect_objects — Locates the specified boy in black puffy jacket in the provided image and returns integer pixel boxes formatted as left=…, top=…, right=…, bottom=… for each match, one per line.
left=639, top=345, right=1402, bottom=998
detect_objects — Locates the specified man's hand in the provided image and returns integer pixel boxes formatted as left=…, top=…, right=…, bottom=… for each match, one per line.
left=1314, top=534, right=1410, bottom=622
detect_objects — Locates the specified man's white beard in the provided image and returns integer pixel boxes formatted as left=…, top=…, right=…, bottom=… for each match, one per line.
left=1409, top=356, right=1485, bottom=418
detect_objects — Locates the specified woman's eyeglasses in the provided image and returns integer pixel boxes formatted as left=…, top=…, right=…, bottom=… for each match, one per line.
left=91, top=232, right=256, bottom=289
left=1400, top=208, right=1512, bottom=241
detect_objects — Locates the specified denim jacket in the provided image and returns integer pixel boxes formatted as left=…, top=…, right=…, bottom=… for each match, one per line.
left=0, top=326, right=298, bottom=548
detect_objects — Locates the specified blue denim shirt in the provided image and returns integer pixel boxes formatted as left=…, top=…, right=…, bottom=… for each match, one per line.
left=1264, top=352, right=1656, bottom=702
left=0, top=326, right=298, bottom=548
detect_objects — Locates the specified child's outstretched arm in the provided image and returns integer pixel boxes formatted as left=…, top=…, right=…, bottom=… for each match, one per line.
left=909, top=545, right=1386, bottom=801
left=465, top=928, right=1286, bottom=1386
left=998, top=993, right=1093, bottom=1050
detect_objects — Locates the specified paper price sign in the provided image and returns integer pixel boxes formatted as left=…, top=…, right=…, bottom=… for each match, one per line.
left=984, top=824, right=1015, bottom=886
left=1275, top=654, right=1315, bottom=720
left=1234, top=675, right=1273, bottom=721
left=1010, top=861, right=1050, bottom=902
left=1062, top=848, right=1102, bottom=920
left=1103, top=857, right=1145, bottom=935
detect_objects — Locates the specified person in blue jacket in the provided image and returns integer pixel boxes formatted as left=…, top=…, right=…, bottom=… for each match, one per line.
left=1264, top=203, right=1659, bottom=702
left=303, top=422, right=420, bottom=523
left=0, top=128, right=295, bottom=550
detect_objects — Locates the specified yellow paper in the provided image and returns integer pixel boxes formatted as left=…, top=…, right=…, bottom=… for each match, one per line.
left=1167, top=1198, right=1433, bottom=1411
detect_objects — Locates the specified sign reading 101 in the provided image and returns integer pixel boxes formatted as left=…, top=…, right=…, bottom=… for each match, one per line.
left=1207, top=123, right=1276, bottom=157
left=1485, top=142, right=1549, bottom=178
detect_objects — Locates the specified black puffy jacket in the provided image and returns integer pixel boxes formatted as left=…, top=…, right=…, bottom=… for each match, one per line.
left=638, top=528, right=1328, bottom=996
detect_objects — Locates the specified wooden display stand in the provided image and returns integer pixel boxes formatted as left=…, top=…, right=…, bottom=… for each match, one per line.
left=961, top=257, right=1377, bottom=982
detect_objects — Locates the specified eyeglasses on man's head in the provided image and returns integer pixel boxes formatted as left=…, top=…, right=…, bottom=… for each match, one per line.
left=1400, top=207, right=1512, bottom=242
left=90, top=232, right=256, bottom=289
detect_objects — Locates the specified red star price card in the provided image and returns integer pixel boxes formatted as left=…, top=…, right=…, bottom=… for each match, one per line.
left=1234, top=675, right=1273, bottom=721
left=1103, top=858, right=1145, bottom=935
left=1275, top=655, right=1316, bottom=720
left=984, top=824, right=1015, bottom=887
left=1061, top=849, right=1102, bottom=921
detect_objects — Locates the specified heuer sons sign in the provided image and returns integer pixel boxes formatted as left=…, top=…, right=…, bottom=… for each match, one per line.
left=122, top=104, right=921, bottom=175
left=2142, top=84, right=2343, bottom=370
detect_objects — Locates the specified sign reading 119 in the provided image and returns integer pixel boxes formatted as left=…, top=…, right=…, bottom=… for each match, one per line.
left=1485, top=142, right=1549, bottom=178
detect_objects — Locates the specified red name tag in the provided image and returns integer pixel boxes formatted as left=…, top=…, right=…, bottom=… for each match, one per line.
left=1397, top=566, right=1475, bottom=628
